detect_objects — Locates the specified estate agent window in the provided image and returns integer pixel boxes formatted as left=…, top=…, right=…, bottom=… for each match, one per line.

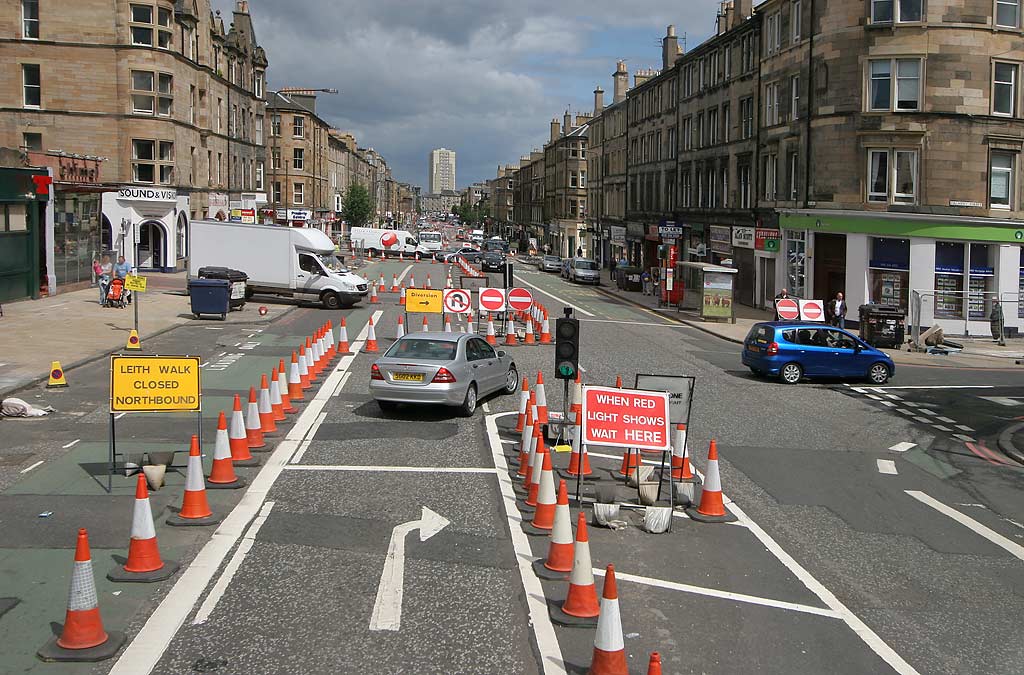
left=869, top=237, right=910, bottom=313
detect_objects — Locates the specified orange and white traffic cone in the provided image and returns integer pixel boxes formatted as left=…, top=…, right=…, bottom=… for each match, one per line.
left=671, top=424, right=694, bottom=480
left=686, top=440, right=736, bottom=522
left=517, top=395, right=536, bottom=476
left=535, top=480, right=574, bottom=579
left=588, top=565, right=628, bottom=675
left=567, top=442, right=593, bottom=477
left=167, top=436, right=223, bottom=526
left=244, top=387, right=265, bottom=450
left=227, top=402, right=258, bottom=467
left=108, top=475, right=180, bottom=582
left=370, top=283, right=379, bottom=304
left=399, top=284, right=407, bottom=306
left=426, top=274, right=432, bottom=289
left=504, top=315, right=517, bottom=345
left=396, top=315, right=406, bottom=339
left=615, top=375, right=623, bottom=388
left=444, top=314, right=453, bottom=332
left=617, top=449, right=640, bottom=478
left=288, top=351, right=305, bottom=403
left=515, top=377, right=530, bottom=432
left=269, top=367, right=286, bottom=422
left=37, top=529, right=125, bottom=662
left=486, top=313, right=497, bottom=346
left=526, top=442, right=547, bottom=507
left=524, top=316, right=536, bottom=344
left=311, top=332, right=324, bottom=377
left=539, top=314, right=552, bottom=344
left=535, top=371, right=549, bottom=424
left=207, top=413, right=245, bottom=489
left=646, top=652, right=663, bottom=675
left=324, top=322, right=336, bottom=361
left=364, top=315, right=379, bottom=353
left=550, top=512, right=599, bottom=626
left=527, top=450, right=557, bottom=532
left=278, top=359, right=296, bottom=414
left=409, top=273, right=416, bottom=289
left=422, top=315, right=430, bottom=332
left=390, top=273, right=399, bottom=292
left=378, top=274, right=387, bottom=294
left=302, top=339, right=315, bottom=386
left=258, top=374, right=277, bottom=435
left=338, top=318, right=351, bottom=354
left=467, top=314, right=475, bottom=334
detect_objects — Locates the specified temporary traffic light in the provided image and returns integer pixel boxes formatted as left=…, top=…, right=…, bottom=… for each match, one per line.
left=555, top=308, right=580, bottom=380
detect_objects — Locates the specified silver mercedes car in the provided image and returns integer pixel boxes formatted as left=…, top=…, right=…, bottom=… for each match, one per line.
left=369, top=332, right=519, bottom=416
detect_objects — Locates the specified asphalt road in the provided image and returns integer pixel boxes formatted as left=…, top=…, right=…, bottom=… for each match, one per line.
left=0, top=256, right=1021, bottom=674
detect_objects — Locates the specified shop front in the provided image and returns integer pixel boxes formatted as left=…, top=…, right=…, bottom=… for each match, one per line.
left=102, top=186, right=190, bottom=272
left=0, top=167, right=50, bottom=302
left=625, top=221, right=645, bottom=266
left=780, top=210, right=1024, bottom=336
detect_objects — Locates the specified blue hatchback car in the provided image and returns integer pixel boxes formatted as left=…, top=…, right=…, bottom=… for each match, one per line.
left=742, top=322, right=895, bottom=385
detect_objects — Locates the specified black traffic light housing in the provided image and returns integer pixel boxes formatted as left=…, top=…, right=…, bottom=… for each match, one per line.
left=555, top=307, right=580, bottom=380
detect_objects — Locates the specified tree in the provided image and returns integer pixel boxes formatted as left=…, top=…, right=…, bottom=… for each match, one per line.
left=342, top=183, right=374, bottom=228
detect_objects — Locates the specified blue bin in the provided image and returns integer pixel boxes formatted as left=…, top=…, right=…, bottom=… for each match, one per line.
left=188, top=278, right=231, bottom=320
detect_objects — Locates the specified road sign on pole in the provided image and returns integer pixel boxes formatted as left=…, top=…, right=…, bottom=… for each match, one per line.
left=406, top=288, right=443, bottom=313
left=775, top=298, right=800, bottom=321
left=479, top=287, right=506, bottom=312
left=110, top=355, right=201, bottom=413
left=581, top=385, right=670, bottom=451
left=506, top=287, right=533, bottom=312
left=442, top=289, right=472, bottom=314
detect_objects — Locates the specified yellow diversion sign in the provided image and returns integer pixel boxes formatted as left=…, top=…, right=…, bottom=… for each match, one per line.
left=405, top=288, right=443, bottom=314
left=110, top=355, right=201, bottom=413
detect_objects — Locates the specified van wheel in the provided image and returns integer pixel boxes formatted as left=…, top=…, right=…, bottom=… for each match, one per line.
left=321, top=291, right=342, bottom=310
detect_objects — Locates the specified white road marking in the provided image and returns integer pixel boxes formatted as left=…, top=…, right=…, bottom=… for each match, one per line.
left=198, top=362, right=209, bottom=368
left=905, top=491, right=1024, bottom=562
left=284, top=465, right=498, bottom=474
left=979, top=396, right=1024, bottom=406
left=936, top=416, right=956, bottom=424
left=897, top=409, right=914, bottom=415
left=395, top=264, right=413, bottom=285
left=953, top=434, right=976, bottom=442
left=114, top=412, right=127, bottom=420
left=592, top=567, right=840, bottom=619
left=485, top=412, right=566, bottom=675
left=192, top=501, right=276, bottom=625
left=932, top=425, right=952, bottom=432
left=108, top=314, right=375, bottom=675
left=20, top=460, right=44, bottom=474
left=62, top=439, right=81, bottom=449
left=955, top=424, right=974, bottom=432
left=866, top=394, right=882, bottom=400
left=579, top=318, right=678, bottom=327
left=912, top=416, right=932, bottom=424
left=876, top=459, right=898, bottom=475
left=871, top=385, right=995, bottom=390
left=885, top=394, right=901, bottom=400
left=889, top=442, right=916, bottom=453
left=512, top=276, right=595, bottom=317
left=850, top=386, right=867, bottom=393
left=880, top=401, right=897, bottom=407
left=332, top=372, right=352, bottom=397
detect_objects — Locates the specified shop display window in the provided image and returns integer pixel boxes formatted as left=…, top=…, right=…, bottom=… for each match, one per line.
left=785, top=229, right=806, bottom=297
left=968, top=243, right=995, bottom=320
left=934, top=241, right=964, bottom=319
left=52, top=193, right=102, bottom=286
left=868, top=237, right=909, bottom=313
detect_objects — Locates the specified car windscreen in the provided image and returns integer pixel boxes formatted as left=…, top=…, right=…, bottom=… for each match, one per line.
left=543, top=256, right=561, bottom=263
left=574, top=260, right=599, bottom=270
left=420, top=232, right=442, bottom=242
left=384, top=338, right=459, bottom=361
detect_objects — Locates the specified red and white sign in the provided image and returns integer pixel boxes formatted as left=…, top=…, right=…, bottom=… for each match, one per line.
left=443, top=289, right=472, bottom=314
left=799, top=299, right=825, bottom=322
left=775, top=298, right=800, bottom=321
left=506, top=287, right=533, bottom=311
left=478, top=287, right=506, bottom=312
left=581, top=386, right=671, bottom=451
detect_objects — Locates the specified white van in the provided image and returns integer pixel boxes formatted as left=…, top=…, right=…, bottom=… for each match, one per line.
left=470, top=229, right=485, bottom=244
left=418, top=230, right=444, bottom=252
left=350, top=227, right=431, bottom=259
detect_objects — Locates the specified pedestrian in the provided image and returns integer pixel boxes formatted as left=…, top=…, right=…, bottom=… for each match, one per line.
left=98, top=254, right=112, bottom=306
left=773, top=288, right=790, bottom=320
left=990, top=299, right=1005, bottom=343
left=114, top=255, right=133, bottom=305
left=829, top=292, right=847, bottom=329
left=641, top=268, right=653, bottom=296
left=576, top=245, right=583, bottom=258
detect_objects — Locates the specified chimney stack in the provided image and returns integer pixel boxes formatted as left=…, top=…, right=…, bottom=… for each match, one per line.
left=613, top=61, right=628, bottom=104
left=735, top=0, right=752, bottom=22
left=550, top=118, right=561, bottom=142
left=662, top=25, right=679, bottom=70
left=593, top=86, right=605, bottom=115
left=563, top=110, right=572, bottom=135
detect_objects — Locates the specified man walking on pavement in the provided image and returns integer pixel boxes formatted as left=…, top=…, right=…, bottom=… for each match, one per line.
left=830, top=292, right=847, bottom=329
left=773, top=288, right=790, bottom=320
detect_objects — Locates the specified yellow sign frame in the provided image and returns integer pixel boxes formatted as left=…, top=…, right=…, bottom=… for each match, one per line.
left=405, top=288, right=443, bottom=314
left=110, top=355, right=201, bottom=413
left=123, top=274, right=147, bottom=292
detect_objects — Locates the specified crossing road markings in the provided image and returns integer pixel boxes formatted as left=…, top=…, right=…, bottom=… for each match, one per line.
left=877, top=459, right=898, bottom=475
left=889, top=442, right=917, bottom=453
left=905, top=490, right=1024, bottom=562
left=979, top=396, right=1024, bottom=406
left=284, top=465, right=498, bottom=474
left=953, top=433, right=976, bottom=442
left=20, top=460, right=43, bottom=474
left=511, top=276, right=595, bottom=317
left=936, top=416, right=956, bottom=424
left=955, top=424, right=974, bottom=432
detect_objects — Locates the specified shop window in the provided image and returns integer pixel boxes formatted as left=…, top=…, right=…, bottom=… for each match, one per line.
left=0, top=204, right=28, bottom=232
left=785, top=229, right=807, bottom=297
left=968, top=243, right=995, bottom=319
left=51, top=194, right=102, bottom=286
left=934, top=241, right=965, bottom=319
left=22, top=0, right=38, bottom=38
left=993, top=62, right=1018, bottom=117
left=1019, top=247, right=1024, bottom=318
left=990, top=151, right=1014, bottom=208
left=869, top=237, right=910, bottom=313
left=997, top=0, right=1021, bottom=28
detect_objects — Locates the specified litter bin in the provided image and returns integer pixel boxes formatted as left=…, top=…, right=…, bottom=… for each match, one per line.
left=616, top=266, right=643, bottom=292
left=188, top=278, right=231, bottom=320
left=858, top=304, right=905, bottom=348
left=197, top=266, right=248, bottom=310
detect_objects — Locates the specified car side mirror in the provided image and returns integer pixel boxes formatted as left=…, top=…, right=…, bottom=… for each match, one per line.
left=497, top=350, right=507, bottom=357
left=854, top=343, right=862, bottom=352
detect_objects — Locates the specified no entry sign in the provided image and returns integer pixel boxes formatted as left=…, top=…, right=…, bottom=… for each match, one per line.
left=581, top=385, right=670, bottom=451
left=775, top=298, right=799, bottom=320
left=479, top=287, right=506, bottom=312
left=799, top=299, right=825, bottom=322
left=506, top=287, right=533, bottom=311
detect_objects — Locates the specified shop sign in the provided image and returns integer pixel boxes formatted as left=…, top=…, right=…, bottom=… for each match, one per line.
left=230, top=208, right=256, bottom=224
left=646, top=224, right=661, bottom=241
left=709, top=225, right=732, bottom=254
left=755, top=228, right=781, bottom=252
left=275, top=209, right=288, bottom=220
left=287, top=209, right=311, bottom=221
left=610, top=226, right=626, bottom=244
left=869, top=259, right=908, bottom=271
left=732, top=227, right=755, bottom=249
left=209, top=193, right=229, bottom=209
left=935, top=265, right=963, bottom=274
left=969, top=266, right=994, bottom=275
left=117, top=187, right=177, bottom=202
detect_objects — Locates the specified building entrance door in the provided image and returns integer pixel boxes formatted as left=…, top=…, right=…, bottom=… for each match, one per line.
left=758, top=256, right=776, bottom=309
left=813, top=233, right=846, bottom=302
left=138, top=221, right=165, bottom=270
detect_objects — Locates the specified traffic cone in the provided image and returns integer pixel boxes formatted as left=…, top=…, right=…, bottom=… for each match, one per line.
left=617, top=449, right=640, bottom=478
left=108, top=475, right=180, bottom=582
left=258, top=374, right=277, bottom=434
left=524, top=316, right=536, bottom=344
left=515, top=377, right=530, bottom=432
left=517, top=396, right=535, bottom=476
left=310, top=333, right=323, bottom=377
left=338, top=318, right=351, bottom=354
left=686, top=440, right=736, bottom=522
left=409, top=273, right=416, bottom=289
left=646, top=653, right=662, bottom=675
left=125, top=329, right=141, bottom=351
left=364, top=315, right=379, bottom=353
left=370, top=283, right=379, bottom=304
left=167, top=436, right=223, bottom=526
left=444, top=314, right=453, bottom=332
left=485, top=314, right=497, bottom=345
left=278, top=360, right=296, bottom=414
left=422, top=315, right=430, bottom=332
left=396, top=314, right=406, bottom=339
left=567, top=443, right=593, bottom=477
left=615, top=375, right=623, bottom=388
left=535, top=371, right=549, bottom=425
left=426, top=274, right=432, bottom=289
left=390, top=273, right=399, bottom=292
left=588, top=565, right=628, bottom=675
left=245, top=386, right=265, bottom=450
left=527, top=451, right=557, bottom=532
left=399, top=285, right=406, bottom=306
left=302, top=338, right=315, bottom=386
left=468, top=314, right=475, bottom=334
left=671, top=424, right=693, bottom=480
left=505, top=316, right=518, bottom=345
left=521, top=415, right=539, bottom=485
left=378, top=274, right=387, bottom=294
left=539, top=314, right=552, bottom=344
left=550, top=512, right=599, bottom=626
left=288, top=352, right=305, bottom=403
left=228, top=401, right=258, bottom=466
left=526, top=443, right=547, bottom=507
left=37, top=529, right=125, bottom=662
left=206, top=414, right=245, bottom=489
left=269, top=367, right=286, bottom=422
left=399, top=251, right=404, bottom=261
left=47, top=361, right=68, bottom=388
left=324, top=322, right=336, bottom=361
left=534, top=480, right=574, bottom=579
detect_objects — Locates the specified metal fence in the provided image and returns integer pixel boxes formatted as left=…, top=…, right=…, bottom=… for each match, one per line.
left=910, top=290, right=1019, bottom=344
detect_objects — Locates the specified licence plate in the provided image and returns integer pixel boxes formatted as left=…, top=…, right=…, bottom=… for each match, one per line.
left=391, top=372, right=424, bottom=382
left=747, top=344, right=759, bottom=352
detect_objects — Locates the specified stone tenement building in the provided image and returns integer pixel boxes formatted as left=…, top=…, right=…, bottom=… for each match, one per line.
left=544, top=112, right=590, bottom=258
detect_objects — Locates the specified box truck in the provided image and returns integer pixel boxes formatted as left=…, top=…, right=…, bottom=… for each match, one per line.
left=189, top=221, right=368, bottom=309
left=349, top=226, right=431, bottom=259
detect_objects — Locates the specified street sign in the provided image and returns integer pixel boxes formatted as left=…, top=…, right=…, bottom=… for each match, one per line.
left=635, top=374, right=695, bottom=426
left=406, top=288, right=443, bottom=313
left=442, top=288, right=472, bottom=314
left=799, top=299, right=825, bottom=322
left=506, top=287, right=533, bottom=311
left=479, top=287, right=506, bottom=312
left=123, top=274, right=147, bottom=293
left=776, top=298, right=800, bottom=320
left=110, top=355, right=201, bottom=413
left=459, top=276, right=487, bottom=291
left=581, top=385, right=670, bottom=451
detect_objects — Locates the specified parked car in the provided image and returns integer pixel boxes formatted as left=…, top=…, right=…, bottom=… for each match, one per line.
left=568, top=258, right=601, bottom=285
left=444, top=246, right=482, bottom=264
left=369, top=333, right=519, bottom=416
left=538, top=255, right=562, bottom=273
left=742, top=322, right=895, bottom=385
left=480, top=251, right=506, bottom=272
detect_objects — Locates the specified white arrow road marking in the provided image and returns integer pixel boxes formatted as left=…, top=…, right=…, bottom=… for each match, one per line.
left=369, top=506, right=450, bottom=632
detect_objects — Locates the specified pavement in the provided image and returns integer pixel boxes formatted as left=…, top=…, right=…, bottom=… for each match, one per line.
left=0, top=254, right=1021, bottom=674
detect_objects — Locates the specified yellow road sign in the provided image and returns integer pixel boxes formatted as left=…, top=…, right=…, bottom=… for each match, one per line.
left=123, top=274, right=147, bottom=292
left=405, top=288, right=443, bottom=314
left=110, top=355, right=201, bottom=413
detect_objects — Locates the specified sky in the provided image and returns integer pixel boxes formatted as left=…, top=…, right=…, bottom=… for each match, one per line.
left=214, top=0, right=725, bottom=190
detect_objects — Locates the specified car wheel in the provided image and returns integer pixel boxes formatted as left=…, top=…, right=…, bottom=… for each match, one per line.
left=321, top=291, right=342, bottom=310
left=377, top=400, right=398, bottom=413
left=867, top=362, right=890, bottom=384
left=503, top=366, right=519, bottom=394
left=459, top=384, right=478, bottom=417
left=780, top=362, right=803, bottom=384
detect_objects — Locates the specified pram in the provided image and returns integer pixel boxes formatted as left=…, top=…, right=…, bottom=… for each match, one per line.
left=106, top=277, right=127, bottom=309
